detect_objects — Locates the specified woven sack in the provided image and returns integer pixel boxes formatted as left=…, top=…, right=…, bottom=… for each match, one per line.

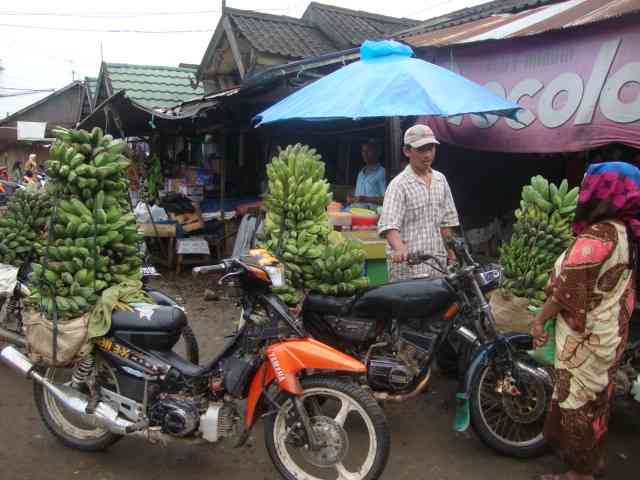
left=23, top=309, right=89, bottom=367
left=489, top=289, right=536, bottom=333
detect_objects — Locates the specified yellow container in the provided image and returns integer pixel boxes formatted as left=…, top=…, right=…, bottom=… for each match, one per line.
left=340, top=230, right=386, bottom=259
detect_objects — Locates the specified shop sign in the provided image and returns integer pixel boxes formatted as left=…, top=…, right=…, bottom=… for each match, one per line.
left=422, top=19, right=640, bottom=152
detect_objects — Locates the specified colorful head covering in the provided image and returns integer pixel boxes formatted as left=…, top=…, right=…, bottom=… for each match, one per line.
left=573, top=161, right=640, bottom=241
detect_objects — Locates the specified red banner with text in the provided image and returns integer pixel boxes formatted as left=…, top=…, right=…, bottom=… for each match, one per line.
left=420, top=17, right=640, bottom=153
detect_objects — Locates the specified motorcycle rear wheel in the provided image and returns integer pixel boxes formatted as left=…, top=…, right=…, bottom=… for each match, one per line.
left=33, top=326, right=198, bottom=451
left=33, top=359, right=123, bottom=451
left=469, top=359, right=548, bottom=458
left=264, top=376, right=390, bottom=480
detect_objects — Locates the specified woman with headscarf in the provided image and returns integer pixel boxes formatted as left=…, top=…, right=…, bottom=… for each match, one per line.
left=22, top=154, right=38, bottom=186
left=532, top=162, right=639, bottom=480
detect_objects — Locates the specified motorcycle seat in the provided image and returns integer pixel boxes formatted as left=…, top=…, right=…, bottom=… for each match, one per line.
left=111, top=304, right=187, bottom=333
left=304, top=294, right=357, bottom=316
left=352, top=277, right=455, bottom=318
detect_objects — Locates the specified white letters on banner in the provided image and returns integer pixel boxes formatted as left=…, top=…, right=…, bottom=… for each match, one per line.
left=448, top=38, right=640, bottom=130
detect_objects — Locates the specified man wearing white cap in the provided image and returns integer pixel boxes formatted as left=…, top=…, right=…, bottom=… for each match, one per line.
left=378, top=125, right=460, bottom=280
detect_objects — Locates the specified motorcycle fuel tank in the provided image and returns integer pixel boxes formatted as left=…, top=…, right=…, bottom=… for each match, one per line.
left=351, top=277, right=455, bottom=319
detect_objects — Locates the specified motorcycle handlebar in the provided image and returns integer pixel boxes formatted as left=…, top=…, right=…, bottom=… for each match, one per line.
left=406, top=252, right=449, bottom=275
left=444, top=236, right=475, bottom=266
left=407, top=252, right=442, bottom=267
left=192, top=263, right=227, bottom=275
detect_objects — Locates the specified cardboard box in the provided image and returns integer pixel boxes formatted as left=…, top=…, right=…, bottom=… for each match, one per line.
left=172, top=212, right=204, bottom=232
left=138, top=223, right=176, bottom=237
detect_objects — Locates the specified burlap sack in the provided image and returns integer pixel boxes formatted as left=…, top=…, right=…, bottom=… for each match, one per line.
left=23, top=309, right=89, bottom=367
left=489, top=289, right=536, bottom=333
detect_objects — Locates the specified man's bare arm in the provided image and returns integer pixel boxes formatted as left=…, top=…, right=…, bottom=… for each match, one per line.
left=383, top=229, right=408, bottom=263
left=440, top=227, right=457, bottom=262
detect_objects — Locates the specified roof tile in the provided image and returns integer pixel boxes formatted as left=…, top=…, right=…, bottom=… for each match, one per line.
left=304, top=3, right=420, bottom=47
left=229, top=10, right=338, bottom=58
left=104, top=63, right=203, bottom=109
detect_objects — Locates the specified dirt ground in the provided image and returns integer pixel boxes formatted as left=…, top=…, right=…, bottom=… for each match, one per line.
left=1, top=272, right=639, bottom=480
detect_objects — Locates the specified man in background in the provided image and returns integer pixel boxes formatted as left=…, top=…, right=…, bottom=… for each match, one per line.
left=348, top=139, right=386, bottom=210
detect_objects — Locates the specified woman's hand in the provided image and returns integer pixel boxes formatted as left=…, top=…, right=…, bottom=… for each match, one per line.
left=531, top=319, right=549, bottom=349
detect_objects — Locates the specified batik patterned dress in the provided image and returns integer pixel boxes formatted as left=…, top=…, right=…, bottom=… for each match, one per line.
left=543, top=220, right=635, bottom=475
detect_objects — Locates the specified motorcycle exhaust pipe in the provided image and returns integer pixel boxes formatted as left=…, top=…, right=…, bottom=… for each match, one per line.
left=0, top=345, right=141, bottom=436
left=0, top=325, right=26, bottom=348
left=374, top=368, right=432, bottom=402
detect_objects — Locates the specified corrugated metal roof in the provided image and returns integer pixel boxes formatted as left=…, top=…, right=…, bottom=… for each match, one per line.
left=101, top=63, right=203, bottom=110
left=395, top=0, right=563, bottom=39
left=403, top=0, right=640, bottom=47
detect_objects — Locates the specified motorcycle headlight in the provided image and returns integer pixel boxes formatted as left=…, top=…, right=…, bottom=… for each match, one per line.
left=264, top=265, right=285, bottom=288
left=475, top=264, right=504, bottom=290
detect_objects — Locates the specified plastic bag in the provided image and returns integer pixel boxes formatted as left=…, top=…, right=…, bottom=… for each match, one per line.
left=134, top=202, right=169, bottom=223
left=360, top=40, right=413, bottom=60
left=0, top=263, right=19, bottom=297
left=528, top=318, right=556, bottom=366
left=134, top=202, right=151, bottom=223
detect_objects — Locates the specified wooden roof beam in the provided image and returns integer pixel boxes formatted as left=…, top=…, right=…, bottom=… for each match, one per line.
left=223, top=16, right=246, bottom=79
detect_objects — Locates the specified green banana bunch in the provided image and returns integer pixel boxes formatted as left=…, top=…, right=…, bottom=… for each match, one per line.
left=26, top=127, right=143, bottom=321
left=0, top=188, right=52, bottom=267
left=259, top=144, right=368, bottom=306
left=500, top=175, right=579, bottom=305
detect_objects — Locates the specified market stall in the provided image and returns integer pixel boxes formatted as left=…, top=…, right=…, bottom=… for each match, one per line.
left=255, top=40, right=521, bottom=284
left=79, top=90, right=266, bottom=270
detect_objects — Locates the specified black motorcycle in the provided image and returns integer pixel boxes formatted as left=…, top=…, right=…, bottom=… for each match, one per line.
left=302, top=236, right=553, bottom=458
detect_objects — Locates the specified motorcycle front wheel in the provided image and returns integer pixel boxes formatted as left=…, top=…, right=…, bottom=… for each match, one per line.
left=264, top=376, right=390, bottom=480
left=469, top=357, right=549, bottom=458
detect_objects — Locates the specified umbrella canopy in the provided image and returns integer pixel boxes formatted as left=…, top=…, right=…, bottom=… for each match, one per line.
left=255, top=40, right=520, bottom=126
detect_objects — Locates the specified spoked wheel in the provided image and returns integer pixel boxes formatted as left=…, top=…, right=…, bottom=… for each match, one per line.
left=264, top=376, right=390, bottom=480
left=470, top=358, right=549, bottom=458
left=33, top=358, right=123, bottom=451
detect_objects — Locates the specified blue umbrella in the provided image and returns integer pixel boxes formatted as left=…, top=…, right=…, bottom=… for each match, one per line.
left=255, top=40, right=520, bottom=126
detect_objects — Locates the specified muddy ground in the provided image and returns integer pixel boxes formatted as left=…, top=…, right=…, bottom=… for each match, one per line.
left=1, top=272, right=638, bottom=480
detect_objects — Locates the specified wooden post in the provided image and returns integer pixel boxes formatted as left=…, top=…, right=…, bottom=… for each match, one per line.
left=219, top=134, right=227, bottom=256
left=387, top=117, right=402, bottom=178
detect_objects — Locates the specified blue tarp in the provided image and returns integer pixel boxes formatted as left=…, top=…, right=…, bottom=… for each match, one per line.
left=255, top=40, right=520, bottom=126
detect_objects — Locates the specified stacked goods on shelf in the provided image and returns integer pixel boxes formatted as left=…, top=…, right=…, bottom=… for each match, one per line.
left=26, top=127, right=144, bottom=320
left=499, top=175, right=578, bottom=305
left=260, top=144, right=369, bottom=305
left=0, top=188, right=52, bottom=267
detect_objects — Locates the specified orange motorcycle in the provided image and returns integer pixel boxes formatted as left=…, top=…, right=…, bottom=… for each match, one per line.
left=0, top=249, right=389, bottom=480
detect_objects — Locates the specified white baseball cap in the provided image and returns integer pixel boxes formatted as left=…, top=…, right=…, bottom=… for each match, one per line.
left=404, top=124, right=440, bottom=148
